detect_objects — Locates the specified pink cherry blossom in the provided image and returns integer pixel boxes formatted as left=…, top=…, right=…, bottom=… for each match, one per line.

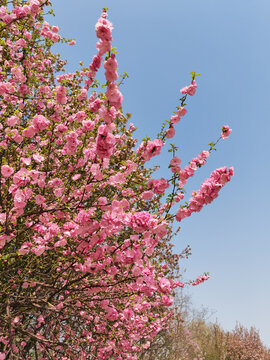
left=7, top=116, right=19, bottom=126
left=14, top=189, right=27, bottom=209
left=137, top=139, right=164, bottom=161
left=35, top=195, right=45, bottom=205
left=56, top=85, right=67, bottom=104
left=170, top=156, right=181, bottom=166
left=159, top=277, right=172, bottom=294
left=148, top=178, right=170, bottom=194
left=89, top=98, right=101, bottom=113
left=141, top=190, right=154, bottom=200
left=90, top=54, right=102, bottom=72
left=177, top=106, right=187, bottom=116
left=96, top=125, right=116, bottom=158
left=180, top=79, right=197, bottom=96
left=166, top=125, right=175, bottom=138
left=221, top=125, right=232, bottom=139
left=130, top=211, right=156, bottom=232
left=161, top=295, right=174, bottom=306
left=22, top=125, right=36, bottom=138
left=96, top=39, right=111, bottom=55
left=32, top=245, right=46, bottom=256
left=1, top=165, right=14, bottom=178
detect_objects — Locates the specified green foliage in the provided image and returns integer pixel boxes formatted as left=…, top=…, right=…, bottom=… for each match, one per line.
left=118, top=71, right=129, bottom=86
left=190, top=71, right=201, bottom=80
left=208, top=142, right=217, bottom=151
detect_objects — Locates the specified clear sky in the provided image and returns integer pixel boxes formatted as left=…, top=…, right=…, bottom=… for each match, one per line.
left=50, top=0, right=270, bottom=346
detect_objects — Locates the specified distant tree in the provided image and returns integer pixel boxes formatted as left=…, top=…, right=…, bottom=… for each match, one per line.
left=140, top=296, right=270, bottom=360
left=226, top=324, right=270, bottom=360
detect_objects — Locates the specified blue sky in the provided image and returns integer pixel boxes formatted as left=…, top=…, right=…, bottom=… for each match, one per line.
left=50, top=0, right=270, bottom=346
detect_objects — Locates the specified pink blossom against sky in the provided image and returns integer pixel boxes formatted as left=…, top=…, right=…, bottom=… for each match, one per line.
left=50, top=0, right=270, bottom=347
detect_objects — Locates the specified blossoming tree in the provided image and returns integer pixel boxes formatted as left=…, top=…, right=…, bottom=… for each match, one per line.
left=0, top=1, right=233, bottom=359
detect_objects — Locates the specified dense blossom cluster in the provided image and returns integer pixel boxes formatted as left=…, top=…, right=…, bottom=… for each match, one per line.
left=180, top=79, right=198, bottom=96
left=0, top=1, right=233, bottom=359
left=178, top=150, right=210, bottom=188
left=176, top=167, right=234, bottom=222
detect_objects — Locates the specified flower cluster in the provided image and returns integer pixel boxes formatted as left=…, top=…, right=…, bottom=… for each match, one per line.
left=180, top=79, right=198, bottom=96
left=221, top=124, right=232, bottom=139
left=178, top=150, right=210, bottom=187
left=191, top=274, right=210, bottom=286
left=176, top=166, right=234, bottom=221
left=137, top=138, right=164, bottom=161
left=0, top=3, right=233, bottom=360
